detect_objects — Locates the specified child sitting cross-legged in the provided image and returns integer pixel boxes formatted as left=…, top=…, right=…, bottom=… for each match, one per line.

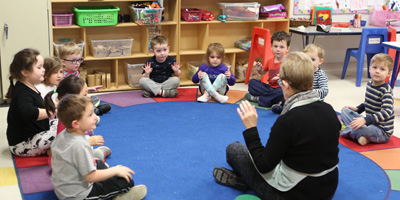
left=51, top=94, right=147, bottom=200
left=341, top=53, right=394, bottom=146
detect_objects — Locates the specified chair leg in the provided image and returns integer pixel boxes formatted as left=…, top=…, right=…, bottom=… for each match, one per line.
left=356, top=54, right=365, bottom=87
left=342, top=49, right=352, bottom=79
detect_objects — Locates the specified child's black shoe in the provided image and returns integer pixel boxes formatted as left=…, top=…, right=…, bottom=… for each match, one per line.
left=96, top=104, right=111, bottom=115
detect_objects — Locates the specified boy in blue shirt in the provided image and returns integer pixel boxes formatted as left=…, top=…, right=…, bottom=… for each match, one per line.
left=139, top=36, right=181, bottom=98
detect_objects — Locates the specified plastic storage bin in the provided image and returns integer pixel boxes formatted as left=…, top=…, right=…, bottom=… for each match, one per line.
left=73, top=6, right=120, bottom=27
left=201, top=10, right=214, bottom=21
left=90, top=38, right=133, bottom=57
left=131, top=7, right=163, bottom=25
left=53, top=38, right=85, bottom=56
left=125, top=63, right=144, bottom=87
left=181, top=8, right=202, bottom=22
left=218, top=2, right=260, bottom=21
left=52, top=12, right=73, bottom=26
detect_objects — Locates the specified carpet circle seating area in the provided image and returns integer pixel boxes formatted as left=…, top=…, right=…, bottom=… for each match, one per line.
left=12, top=88, right=400, bottom=199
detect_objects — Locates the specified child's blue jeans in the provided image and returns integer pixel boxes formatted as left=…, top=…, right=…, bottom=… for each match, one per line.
left=340, top=108, right=390, bottom=143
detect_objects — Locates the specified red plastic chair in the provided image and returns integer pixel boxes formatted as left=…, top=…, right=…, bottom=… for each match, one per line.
left=386, top=26, right=399, bottom=84
left=245, top=27, right=273, bottom=84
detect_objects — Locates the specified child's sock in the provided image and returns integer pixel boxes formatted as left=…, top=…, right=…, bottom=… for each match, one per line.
left=358, top=136, right=370, bottom=146
left=244, top=92, right=259, bottom=103
left=211, top=91, right=228, bottom=103
left=197, top=90, right=212, bottom=102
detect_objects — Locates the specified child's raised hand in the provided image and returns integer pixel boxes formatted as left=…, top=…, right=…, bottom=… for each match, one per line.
left=142, top=62, right=153, bottom=75
left=88, top=135, right=104, bottom=146
left=349, top=117, right=366, bottom=130
left=224, top=70, right=231, bottom=79
left=171, top=61, right=181, bottom=72
left=255, top=62, right=263, bottom=72
left=113, top=165, right=135, bottom=182
left=237, top=100, right=258, bottom=129
left=198, top=70, right=204, bottom=79
left=88, top=86, right=103, bottom=92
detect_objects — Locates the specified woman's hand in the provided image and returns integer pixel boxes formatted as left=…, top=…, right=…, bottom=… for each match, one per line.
left=237, top=100, right=258, bottom=129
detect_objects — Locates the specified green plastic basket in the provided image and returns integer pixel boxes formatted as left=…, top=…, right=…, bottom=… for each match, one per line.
left=73, top=6, right=120, bottom=27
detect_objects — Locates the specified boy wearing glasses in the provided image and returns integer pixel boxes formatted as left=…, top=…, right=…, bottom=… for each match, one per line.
left=244, top=31, right=291, bottom=108
left=58, top=42, right=111, bottom=116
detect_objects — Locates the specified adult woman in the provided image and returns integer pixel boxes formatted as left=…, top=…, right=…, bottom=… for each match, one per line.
left=213, top=52, right=340, bottom=199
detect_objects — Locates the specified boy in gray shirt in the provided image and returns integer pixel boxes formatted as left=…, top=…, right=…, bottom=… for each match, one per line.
left=51, top=95, right=147, bottom=200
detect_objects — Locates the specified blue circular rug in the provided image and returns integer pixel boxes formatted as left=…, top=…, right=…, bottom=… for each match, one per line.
left=94, top=101, right=390, bottom=200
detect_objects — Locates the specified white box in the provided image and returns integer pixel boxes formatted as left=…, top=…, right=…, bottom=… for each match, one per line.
left=125, top=63, right=144, bottom=87
left=218, top=2, right=260, bottom=21
left=53, top=38, right=85, bottom=56
left=90, top=38, right=133, bottom=57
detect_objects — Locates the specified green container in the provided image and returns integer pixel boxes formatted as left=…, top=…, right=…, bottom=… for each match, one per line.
left=73, top=6, right=120, bottom=27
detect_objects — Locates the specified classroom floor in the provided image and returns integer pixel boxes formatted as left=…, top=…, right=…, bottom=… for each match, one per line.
left=0, top=61, right=399, bottom=199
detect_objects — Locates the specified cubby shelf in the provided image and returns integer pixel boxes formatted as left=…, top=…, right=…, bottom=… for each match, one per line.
left=50, top=0, right=290, bottom=92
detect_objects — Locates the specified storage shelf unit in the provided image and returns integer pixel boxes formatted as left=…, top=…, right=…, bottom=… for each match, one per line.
left=50, top=0, right=289, bottom=92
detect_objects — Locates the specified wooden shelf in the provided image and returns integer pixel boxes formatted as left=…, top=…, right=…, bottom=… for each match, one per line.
left=51, top=0, right=289, bottom=92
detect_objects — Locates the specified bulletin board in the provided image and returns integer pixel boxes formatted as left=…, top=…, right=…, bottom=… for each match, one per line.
left=293, top=0, right=399, bottom=15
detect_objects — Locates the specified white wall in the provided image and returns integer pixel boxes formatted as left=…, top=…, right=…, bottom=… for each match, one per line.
left=288, top=0, right=378, bottom=63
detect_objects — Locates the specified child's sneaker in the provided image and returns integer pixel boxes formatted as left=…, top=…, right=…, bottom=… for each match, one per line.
left=163, top=89, right=178, bottom=98
left=93, top=146, right=111, bottom=162
left=197, top=91, right=212, bottom=102
left=97, top=104, right=111, bottom=116
left=113, top=185, right=147, bottom=200
left=142, top=90, right=153, bottom=98
left=271, top=104, right=283, bottom=114
left=244, top=93, right=259, bottom=103
left=213, top=167, right=248, bottom=191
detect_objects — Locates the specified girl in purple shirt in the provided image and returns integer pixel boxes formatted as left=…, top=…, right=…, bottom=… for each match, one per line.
left=192, top=43, right=236, bottom=103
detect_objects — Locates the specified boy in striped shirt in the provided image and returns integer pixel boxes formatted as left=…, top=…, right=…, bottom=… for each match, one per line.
left=341, top=53, right=394, bottom=145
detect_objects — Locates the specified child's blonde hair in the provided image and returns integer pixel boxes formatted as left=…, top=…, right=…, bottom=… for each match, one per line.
left=57, top=94, right=93, bottom=129
left=205, top=43, right=225, bottom=66
left=43, top=57, right=62, bottom=86
left=370, top=53, right=394, bottom=72
left=150, top=36, right=168, bottom=50
left=58, top=42, right=82, bottom=60
left=279, top=52, right=314, bottom=92
left=6, top=48, right=41, bottom=99
left=304, top=43, right=325, bottom=60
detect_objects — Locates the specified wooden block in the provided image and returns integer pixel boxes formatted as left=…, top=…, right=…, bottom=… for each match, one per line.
left=101, top=74, right=106, bottom=88
left=87, top=74, right=95, bottom=87
left=106, top=73, right=111, bottom=89
left=95, top=74, right=102, bottom=86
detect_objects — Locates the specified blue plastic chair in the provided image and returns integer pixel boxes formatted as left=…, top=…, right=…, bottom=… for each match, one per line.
left=341, top=27, right=388, bottom=87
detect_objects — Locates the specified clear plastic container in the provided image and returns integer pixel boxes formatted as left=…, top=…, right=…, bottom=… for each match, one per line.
left=53, top=38, right=85, bottom=56
left=218, top=2, right=260, bottom=21
left=125, top=63, right=144, bottom=87
left=90, top=38, right=133, bottom=57
left=131, top=7, right=164, bottom=25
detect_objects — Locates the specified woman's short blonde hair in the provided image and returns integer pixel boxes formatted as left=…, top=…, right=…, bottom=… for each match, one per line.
left=279, top=52, right=314, bottom=92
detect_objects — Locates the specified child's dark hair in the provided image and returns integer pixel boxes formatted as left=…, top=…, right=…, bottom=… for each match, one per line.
left=44, top=76, right=85, bottom=117
left=6, top=48, right=40, bottom=99
left=57, top=94, right=93, bottom=129
left=205, top=43, right=225, bottom=66
left=150, top=36, right=168, bottom=49
left=271, top=31, right=291, bottom=47
left=43, top=57, right=63, bottom=86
